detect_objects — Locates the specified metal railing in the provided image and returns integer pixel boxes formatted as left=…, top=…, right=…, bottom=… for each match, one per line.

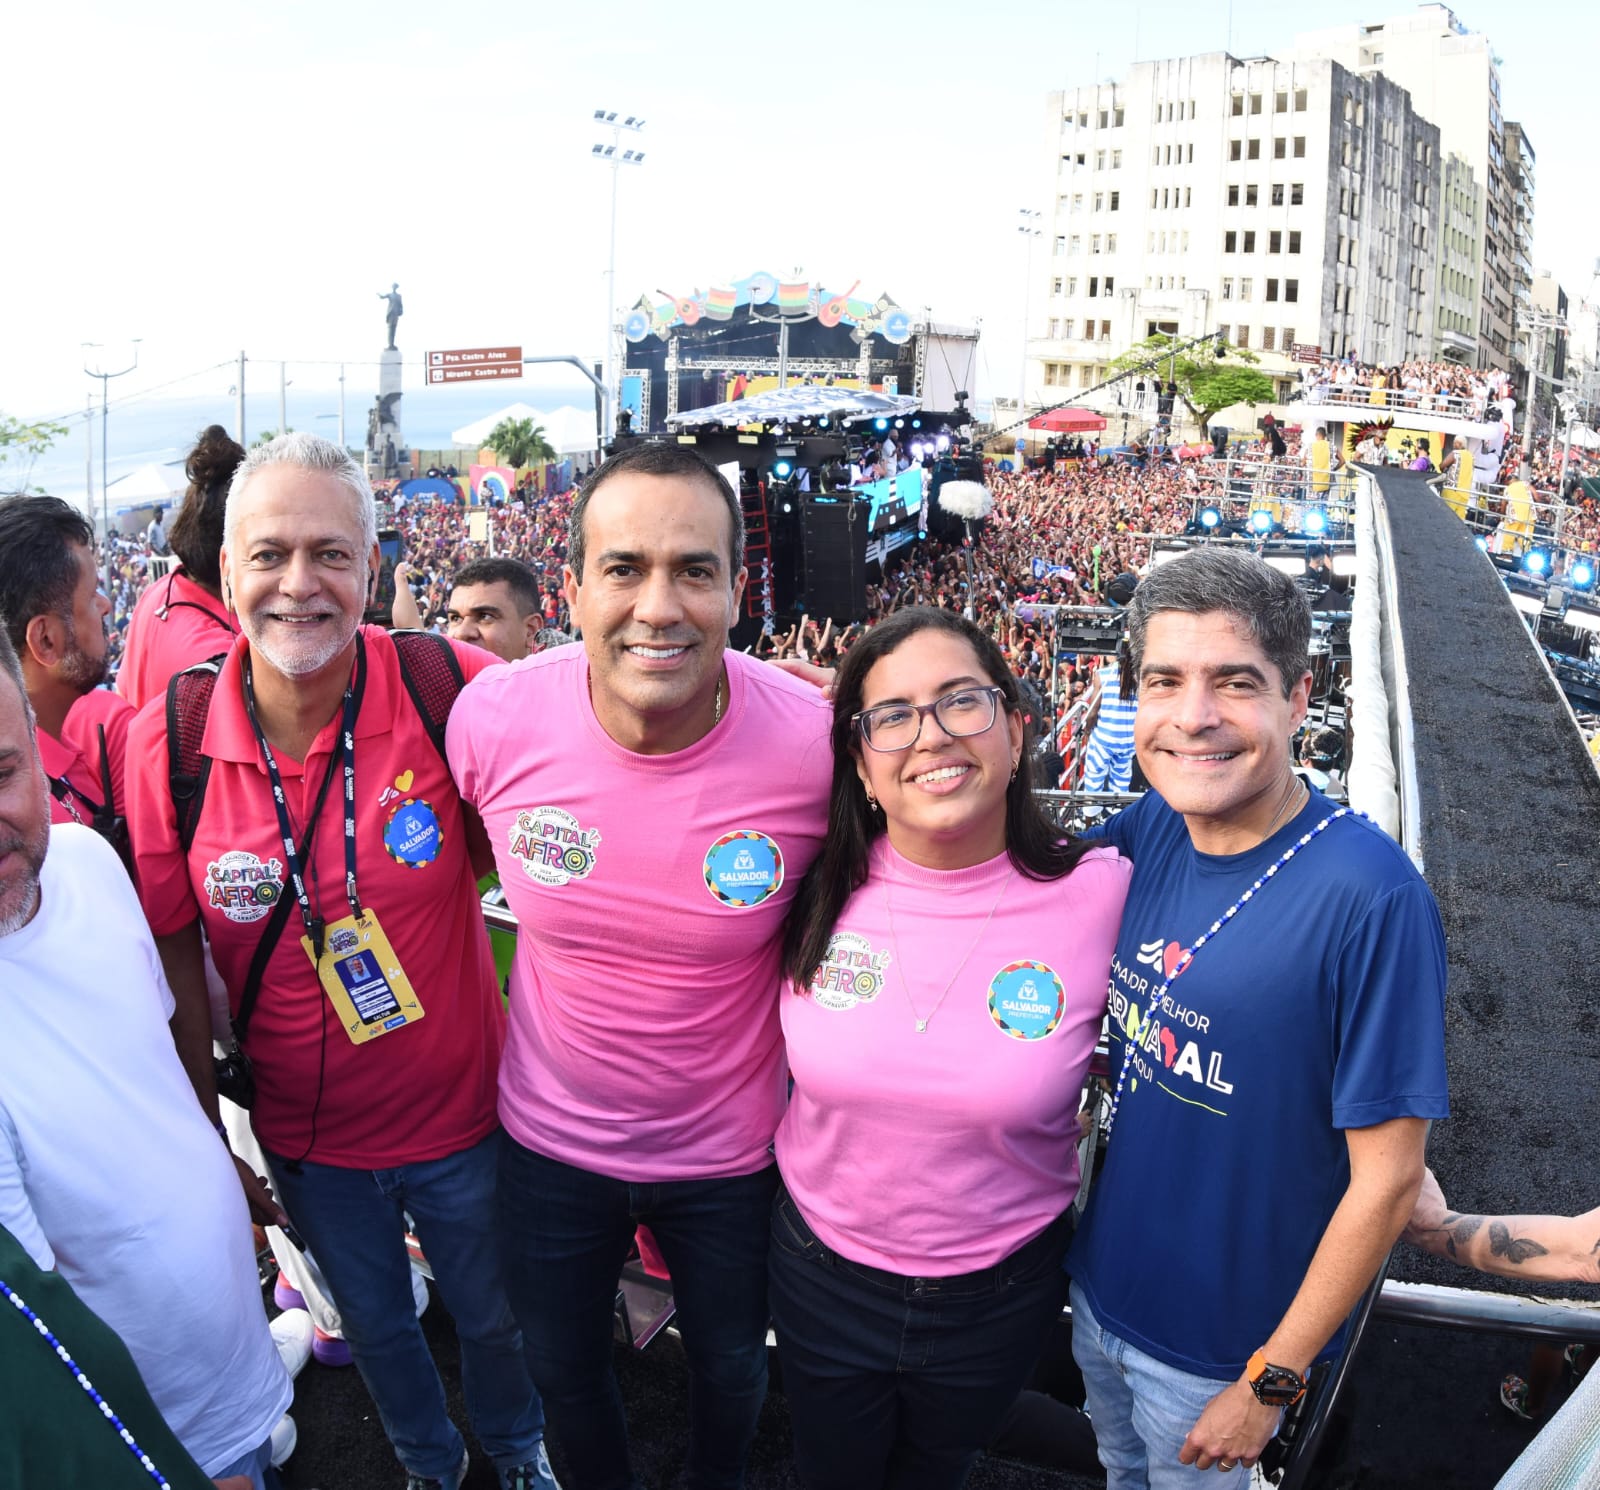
left=1183, top=462, right=1360, bottom=536
left=1299, top=380, right=1501, bottom=424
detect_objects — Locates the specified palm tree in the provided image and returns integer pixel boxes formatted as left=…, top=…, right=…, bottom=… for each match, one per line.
left=485, top=417, right=556, bottom=471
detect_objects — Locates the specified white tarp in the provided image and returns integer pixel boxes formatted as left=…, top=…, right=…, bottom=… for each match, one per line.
left=451, top=402, right=599, bottom=457
left=108, top=461, right=187, bottom=512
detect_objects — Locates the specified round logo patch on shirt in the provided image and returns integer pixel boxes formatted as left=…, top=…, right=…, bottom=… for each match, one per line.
left=807, top=930, right=891, bottom=1011
left=383, top=797, right=443, bottom=868
left=508, top=806, right=602, bottom=887
left=204, top=850, right=285, bottom=925
left=703, top=830, right=785, bottom=909
left=987, top=960, right=1066, bottom=1041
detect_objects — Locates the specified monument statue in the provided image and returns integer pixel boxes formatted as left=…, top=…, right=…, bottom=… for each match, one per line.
left=378, top=283, right=403, bottom=350
left=366, top=403, right=380, bottom=452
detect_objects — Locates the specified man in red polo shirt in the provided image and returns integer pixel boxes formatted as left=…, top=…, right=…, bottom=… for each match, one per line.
left=124, top=433, right=556, bottom=1490
left=0, top=496, right=134, bottom=865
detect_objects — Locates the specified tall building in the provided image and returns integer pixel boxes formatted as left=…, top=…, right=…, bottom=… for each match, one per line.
left=1435, top=152, right=1481, bottom=363
left=1026, top=53, right=1442, bottom=420
left=1529, top=270, right=1569, bottom=431
left=1292, top=6, right=1521, bottom=370
left=1504, top=122, right=1537, bottom=392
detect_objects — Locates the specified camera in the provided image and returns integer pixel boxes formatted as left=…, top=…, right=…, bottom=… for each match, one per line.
left=214, top=1047, right=256, bottom=1109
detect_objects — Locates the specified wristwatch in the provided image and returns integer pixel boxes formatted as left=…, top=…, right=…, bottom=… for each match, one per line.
left=1246, top=1350, right=1307, bottom=1407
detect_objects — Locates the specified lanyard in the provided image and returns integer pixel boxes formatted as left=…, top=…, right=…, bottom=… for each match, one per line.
left=241, top=635, right=367, bottom=962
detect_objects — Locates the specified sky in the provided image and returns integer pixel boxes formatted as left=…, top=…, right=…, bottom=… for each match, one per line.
left=5, top=0, right=1596, bottom=431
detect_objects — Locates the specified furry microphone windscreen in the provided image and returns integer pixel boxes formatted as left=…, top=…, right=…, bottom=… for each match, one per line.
left=937, top=480, right=993, bottom=521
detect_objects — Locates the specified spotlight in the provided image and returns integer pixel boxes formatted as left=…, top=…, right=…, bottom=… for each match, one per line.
left=1199, top=507, right=1221, bottom=530
left=1524, top=548, right=1550, bottom=577
left=1303, top=508, right=1328, bottom=536
left=874, top=418, right=889, bottom=431
left=912, top=418, right=922, bottom=429
left=818, top=417, right=830, bottom=428
left=895, top=419, right=905, bottom=429
left=781, top=502, right=793, bottom=513
left=773, top=460, right=793, bottom=479
left=1474, top=534, right=1490, bottom=551
left=1572, top=559, right=1596, bottom=591
left=936, top=434, right=951, bottom=451
left=1250, top=510, right=1273, bottom=534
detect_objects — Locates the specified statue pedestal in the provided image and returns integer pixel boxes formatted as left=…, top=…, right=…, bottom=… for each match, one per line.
left=365, top=347, right=406, bottom=480
left=379, top=348, right=403, bottom=448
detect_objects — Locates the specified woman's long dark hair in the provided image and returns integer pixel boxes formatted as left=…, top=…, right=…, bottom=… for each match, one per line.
left=782, top=606, right=1091, bottom=990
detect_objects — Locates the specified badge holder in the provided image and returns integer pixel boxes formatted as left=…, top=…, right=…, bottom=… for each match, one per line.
left=303, top=909, right=425, bottom=1045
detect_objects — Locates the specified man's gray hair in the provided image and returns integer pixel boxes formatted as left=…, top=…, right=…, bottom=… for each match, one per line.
left=0, top=620, right=34, bottom=731
left=1126, top=547, right=1310, bottom=698
left=224, top=433, right=378, bottom=557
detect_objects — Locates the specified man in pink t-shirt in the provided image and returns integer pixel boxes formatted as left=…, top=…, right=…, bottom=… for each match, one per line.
left=448, top=443, right=831, bottom=1490
left=0, top=496, right=135, bottom=871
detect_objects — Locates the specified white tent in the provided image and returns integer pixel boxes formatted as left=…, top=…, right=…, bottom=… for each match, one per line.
left=450, top=402, right=600, bottom=458
left=450, top=402, right=549, bottom=449
left=108, top=462, right=187, bottom=513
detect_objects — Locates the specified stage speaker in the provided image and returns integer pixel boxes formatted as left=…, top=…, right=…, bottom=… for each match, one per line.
left=801, top=498, right=869, bottom=622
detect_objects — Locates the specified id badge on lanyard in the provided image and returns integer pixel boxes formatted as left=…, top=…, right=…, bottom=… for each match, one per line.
left=302, top=908, right=425, bottom=1044
left=245, top=635, right=427, bottom=1048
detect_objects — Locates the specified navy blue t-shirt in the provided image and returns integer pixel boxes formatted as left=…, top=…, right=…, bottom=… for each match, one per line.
left=1069, top=788, right=1449, bottom=1380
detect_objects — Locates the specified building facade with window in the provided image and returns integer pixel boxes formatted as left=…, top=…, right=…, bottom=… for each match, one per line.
left=1027, top=52, right=1441, bottom=422
left=1293, top=6, right=1521, bottom=372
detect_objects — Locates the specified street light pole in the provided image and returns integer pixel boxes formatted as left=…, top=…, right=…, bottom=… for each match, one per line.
left=82, top=339, right=141, bottom=595
left=589, top=109, right=645, bottom=444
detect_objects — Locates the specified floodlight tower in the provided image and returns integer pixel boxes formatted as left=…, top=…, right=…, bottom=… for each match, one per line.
left=590, top=109, right=645, bottom=442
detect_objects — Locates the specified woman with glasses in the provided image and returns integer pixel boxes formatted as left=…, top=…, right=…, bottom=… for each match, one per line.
left=772, top=606, right=1131, bottom=1490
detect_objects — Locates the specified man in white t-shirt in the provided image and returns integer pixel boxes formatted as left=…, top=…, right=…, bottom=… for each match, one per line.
left=0, top=629, right=289, bottom=1488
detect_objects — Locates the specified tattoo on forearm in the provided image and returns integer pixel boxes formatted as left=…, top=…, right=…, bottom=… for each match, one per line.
left=1488, top=1221, right=1550, bottom=1265
left=1441, top=1212, right=1484, bottom=1259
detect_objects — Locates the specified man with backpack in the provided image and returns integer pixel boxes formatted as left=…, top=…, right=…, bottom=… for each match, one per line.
left=124, top=434, right=557, bottom=1490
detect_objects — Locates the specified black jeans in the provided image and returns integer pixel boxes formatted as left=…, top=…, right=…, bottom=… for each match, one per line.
left=497, top=1138, right=778, bottom=1490
left=768, top=1185, right=1072, bottom=1490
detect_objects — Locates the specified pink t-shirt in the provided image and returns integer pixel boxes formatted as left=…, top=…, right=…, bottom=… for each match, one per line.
left=776, top=840, right=1130, bottom=1275
left=448, top=646, right=833, bottom=1182
left=118, top=568, right=238, bottom=710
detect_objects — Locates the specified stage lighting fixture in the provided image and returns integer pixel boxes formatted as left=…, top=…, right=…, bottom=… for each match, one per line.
left=1250, top=510, right=1273, bottom=534
left=1474, top=535, right=1490, bottom=551
left=1199, top=507, right=1221, bottom=530
left=936, top=434, right=951, bottom=451
left=1524, top=549, right=1550, bottom=577
left=772, top=460, right=793, bottom=479
left=874, top=418, right=889, bottom=431
left=1303, top=508, right=1328, bottom=536
left=895, top=419, right=905, bottom=428
left=819, top=418, right=830, bottom=428
left=1572, top=560, right=1596, bottom=591
left=912, top=418, right=922, bottom=429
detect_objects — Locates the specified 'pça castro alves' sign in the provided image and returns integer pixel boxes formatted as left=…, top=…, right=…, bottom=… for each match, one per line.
left=426, top=347, right=523, bottom=384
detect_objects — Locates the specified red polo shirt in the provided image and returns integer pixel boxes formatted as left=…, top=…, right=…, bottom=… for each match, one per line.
left=117, top=568, right=238, bottom=710
left=39, top=688, right=134, bottom=827
left=126, top=626, right=504, bottom=1167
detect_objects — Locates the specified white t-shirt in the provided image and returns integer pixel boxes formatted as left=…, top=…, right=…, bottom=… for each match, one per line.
left=0, top=825, right=289, bottom=1475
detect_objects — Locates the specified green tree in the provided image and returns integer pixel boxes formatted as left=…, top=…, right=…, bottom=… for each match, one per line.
left=0, top=412, right=70, bottom=494
left=251, top=426, right=295, bottom=448
left=1110, top=335, right=1277, bottom=433
left=485, top=417, right=556, bottom=470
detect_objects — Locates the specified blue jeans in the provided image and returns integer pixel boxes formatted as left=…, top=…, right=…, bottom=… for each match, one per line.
left=497, top=1138, right=779, bottom=1490
left=210, top=1435, right=278, bottom=1490
left=1070, top=1282, right=1263, bottom=1489
left=266, top=1129, right=545, bottom=1480
left=769, top=1186, right=1072, bottom=1490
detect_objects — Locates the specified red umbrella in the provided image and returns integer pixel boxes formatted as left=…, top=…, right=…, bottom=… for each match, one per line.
left=1027, top=406, right=1108, bottom=433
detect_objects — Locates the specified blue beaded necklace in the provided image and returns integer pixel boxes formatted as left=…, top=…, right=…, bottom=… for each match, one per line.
left=0, top=1277, right=175, bottom=1488
left=1103, top=804, right=1358, bottom=1138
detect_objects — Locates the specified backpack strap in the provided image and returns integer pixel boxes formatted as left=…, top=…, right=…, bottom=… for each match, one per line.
left=390, top=630, right=466, bottom=764
left=165, top=654, right=227, bottom=853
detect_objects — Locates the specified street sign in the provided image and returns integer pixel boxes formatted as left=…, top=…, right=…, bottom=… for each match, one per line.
left=1291, top=342, right=1323, bottom=364
left=426, top=346, right=523, bottom=384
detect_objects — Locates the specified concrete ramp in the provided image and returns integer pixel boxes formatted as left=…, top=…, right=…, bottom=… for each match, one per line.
left=1372, top=465, right=1600, bottom=1296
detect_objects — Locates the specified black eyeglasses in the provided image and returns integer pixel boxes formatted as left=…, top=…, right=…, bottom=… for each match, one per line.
left=853, top=685, right=1005, bottom=752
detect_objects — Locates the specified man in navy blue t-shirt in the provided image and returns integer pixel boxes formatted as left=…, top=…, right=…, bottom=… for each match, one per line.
left=1069, top=547, right=1449, bottom=1485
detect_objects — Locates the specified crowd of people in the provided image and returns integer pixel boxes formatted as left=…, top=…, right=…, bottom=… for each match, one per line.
left=2, top=420, right=1597, bottom=1490
left=1300, top=353, right=1516, bottom=420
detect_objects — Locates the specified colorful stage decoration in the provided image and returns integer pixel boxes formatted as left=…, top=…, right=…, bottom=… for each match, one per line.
left=626, top=271, right=914, bottom=346
left=664, top=386, right=922, bottom=430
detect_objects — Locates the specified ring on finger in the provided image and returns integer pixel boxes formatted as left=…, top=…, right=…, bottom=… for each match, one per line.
left=1219, top=1462, right=1236, bottom=1472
